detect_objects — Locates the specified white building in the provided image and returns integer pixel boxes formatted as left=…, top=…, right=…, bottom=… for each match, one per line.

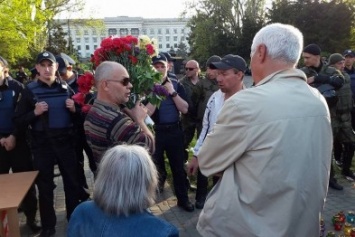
left=60, top=16, right=190, bottom=59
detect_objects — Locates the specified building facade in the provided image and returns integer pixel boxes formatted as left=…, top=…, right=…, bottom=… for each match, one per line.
left=60, top=16, right=190, bottom=60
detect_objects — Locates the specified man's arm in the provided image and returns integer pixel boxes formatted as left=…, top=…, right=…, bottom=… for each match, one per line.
left=198, top=98, right=248, bottom=177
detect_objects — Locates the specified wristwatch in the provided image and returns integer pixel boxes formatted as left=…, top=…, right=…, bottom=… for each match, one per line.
left=170, top=91, right=178, bottom=97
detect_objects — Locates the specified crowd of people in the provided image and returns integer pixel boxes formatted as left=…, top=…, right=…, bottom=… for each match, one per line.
left=1, top=22, right=355, bottom=236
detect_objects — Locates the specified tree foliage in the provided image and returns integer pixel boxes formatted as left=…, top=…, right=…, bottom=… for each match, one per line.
left=267, top=0, right=355, bottom=53
left=0, top=0, right=84, bottom=67
left=186, top=0, right=355, bottom=65
left=186, top=0, right=265, bottom=64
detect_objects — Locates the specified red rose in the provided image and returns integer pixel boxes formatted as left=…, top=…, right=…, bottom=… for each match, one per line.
left=128, top=55, right=138, bottom=64
left=72, top=93, right=85, bottom=106
left=81, top=104, right=92, bottom=114
left=77, top=73, right=94, bottom=93
left=146, top=44, right=155, bottom=55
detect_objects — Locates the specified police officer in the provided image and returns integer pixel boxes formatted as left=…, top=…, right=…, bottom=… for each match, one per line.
left=14, top=51, right=80, bottom=237
left=0, top=56, right=41, bottom=233
left=146, top=54, right=194, bottom=212
left=56, top=55, right=96, bottom=199
left=328, top=53, right=355, bottom=181
left=300, top=44, right=345, bottom=190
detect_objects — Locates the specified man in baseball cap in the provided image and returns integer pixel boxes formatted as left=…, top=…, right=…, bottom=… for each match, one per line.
left=210, top=54, right=247, bottom=73
left=152, top=53, right=168, bottom=65
left=36, top=51, right=57, bottom=64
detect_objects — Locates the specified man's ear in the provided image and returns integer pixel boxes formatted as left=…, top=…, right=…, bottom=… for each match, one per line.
left=257, top=44, right=267, bottom=63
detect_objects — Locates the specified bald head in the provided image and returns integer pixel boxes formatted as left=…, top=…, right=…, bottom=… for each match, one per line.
left=95, top=61, right=127, bottom=83
left=186, top=60, right=199, bottom=69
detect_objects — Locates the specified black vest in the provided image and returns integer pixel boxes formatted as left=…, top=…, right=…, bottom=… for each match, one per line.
left=27, top=81, right=73, bottom=131
left=0, top=90, right=15, bottom=134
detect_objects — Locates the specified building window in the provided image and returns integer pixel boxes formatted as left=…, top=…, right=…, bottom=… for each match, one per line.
left=173, top=36, right=178, bottom=41
left=120, top=28, right=128, bottom=36
left=93, top=37, right=97, bottom=43
left=84, top=37, right=89, bottom=43
left=166, top=36, right=170, bottom=41
left=77, top=46, right=81, bottom=50
left=158, top=29, right=162, bottom=34
left=166, top=43, right=170, bottom=48
left=92, top=29, right=96, bottom=35
left=174, top=29, right=177, bottom=34
left=76, top=38, right=80, bottom=43
left=131, top=28, right=139, bottom=36
left=142, top=29, right=147, bottom=34
left=159, top=44, right=162, bottom=49
left=85, top=45, right=90, bottom=50
left=84, top=30, right=88, bottom=35
left=181, top=36, right=185, bottom=41
left=174, top=43, right=178, bottom=48
left=158, top=36, right=162, bottom=41
left=166, top=28, right=170, bottom=34
left=108, top=28, right=117, bottom=35
left=94, top=45, right=98, bottom=49
left=150, top=28, right=154, bottom=34
left=181, top=28, right=185, bottom=33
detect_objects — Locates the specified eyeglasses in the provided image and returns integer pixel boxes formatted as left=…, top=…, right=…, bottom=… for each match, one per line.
left=185, top=67, right=196, bottom=71
left=106, top=77, right=131, bottom=86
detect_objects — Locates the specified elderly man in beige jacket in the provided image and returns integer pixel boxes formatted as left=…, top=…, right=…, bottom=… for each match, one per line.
left=197, top=23, right=332, bottom=236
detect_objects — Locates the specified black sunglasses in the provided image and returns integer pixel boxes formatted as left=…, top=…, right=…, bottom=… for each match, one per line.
left=106, top=77, right=131, bottom=86
left=185, top=67, right=196, bottom=71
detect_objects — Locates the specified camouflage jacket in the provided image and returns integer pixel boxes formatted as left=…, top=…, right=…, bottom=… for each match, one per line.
left=195, top=78, right=219, bottom=121
left=179, top=75, right=203, bottom=121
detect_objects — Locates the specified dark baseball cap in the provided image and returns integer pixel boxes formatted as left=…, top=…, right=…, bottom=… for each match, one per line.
left=152, top=53, right=167, bottom=65
left=161, top=52, right=175, bottom=62
left=36, top=51, right=56, bottom=64
left=55, top=56, right=70, bottom=74
left=343, top=49, right=355, bottom=57
left=210, top=54, right=247, bottom=72
left=206, top=55, right=221, bottom=68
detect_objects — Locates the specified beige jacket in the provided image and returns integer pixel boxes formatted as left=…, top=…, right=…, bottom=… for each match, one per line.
left=197, top=69, right=332, bottom=237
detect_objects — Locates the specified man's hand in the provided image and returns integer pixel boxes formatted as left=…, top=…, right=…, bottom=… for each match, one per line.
left=187, top=156, right=199, bottom=176
left=307, top=76, right=315, bottom=84
left=66, top=98, right=76, bottom=113
left=34, top=101, right=48, bottom=116
left=163, top=78, right=175, bottom=94
left=123, top=101, right=148, bottom=123
left=1, top=135, right=16, bottom=151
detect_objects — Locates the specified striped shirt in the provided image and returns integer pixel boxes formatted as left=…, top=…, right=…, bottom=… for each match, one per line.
left=84, top=99, right=154, bottom=163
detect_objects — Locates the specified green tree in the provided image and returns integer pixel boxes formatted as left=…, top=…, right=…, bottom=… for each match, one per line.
left=176, top=42, right=188, bottom=58
left=46, top=25, right=69, bottom=54
left=267, top=0, right=354, bottom=53
left=185, top=0, right=266, bottom=64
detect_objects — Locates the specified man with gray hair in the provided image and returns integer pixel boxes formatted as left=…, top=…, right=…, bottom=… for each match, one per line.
left=196, top=23, right=332, bottom=236
left=84, top=61, right=154, bottom=165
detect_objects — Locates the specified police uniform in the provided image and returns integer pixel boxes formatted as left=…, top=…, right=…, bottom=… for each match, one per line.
left=14, top=77, right=80, bottom=232
left=0, top=76, right=39, bottom=230
left=151, top=77, right=191, bottom=207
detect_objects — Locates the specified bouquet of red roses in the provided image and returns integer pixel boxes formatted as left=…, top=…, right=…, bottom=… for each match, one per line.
left=91, top=34, right=168, bottom=108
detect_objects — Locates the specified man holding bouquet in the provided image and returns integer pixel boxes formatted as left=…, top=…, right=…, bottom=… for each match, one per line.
left=84, top=61, right=155, bottom=165
left=146, top=54, right=194, bottom=212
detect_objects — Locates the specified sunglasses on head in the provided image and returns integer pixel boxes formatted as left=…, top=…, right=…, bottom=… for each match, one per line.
left=185, top=67, right=196, bottom=71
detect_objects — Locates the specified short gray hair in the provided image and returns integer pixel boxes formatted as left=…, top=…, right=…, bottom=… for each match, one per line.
left=93, top=144, right=158, bottom=216
left=94, top=61, right=119, bottom=83
left=251, top=23, right=303, bottom=65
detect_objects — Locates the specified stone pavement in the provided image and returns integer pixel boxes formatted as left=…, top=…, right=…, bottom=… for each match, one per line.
left=18, top=159, right=355, bottom=237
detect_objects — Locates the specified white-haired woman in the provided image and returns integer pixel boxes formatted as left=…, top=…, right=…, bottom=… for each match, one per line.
left=67, top=144, right=179, bottom=237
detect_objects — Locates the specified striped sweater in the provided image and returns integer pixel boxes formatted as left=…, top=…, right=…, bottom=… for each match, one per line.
left=84, top=99, right=154, bottom=163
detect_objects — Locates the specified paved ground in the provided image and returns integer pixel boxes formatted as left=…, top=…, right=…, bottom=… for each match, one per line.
left=17, top=159, right=355, bottom=237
